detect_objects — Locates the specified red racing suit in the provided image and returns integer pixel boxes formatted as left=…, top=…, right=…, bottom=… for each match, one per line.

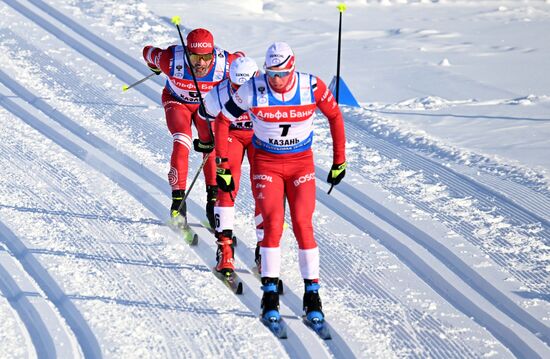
left=215, top=72, right=346, bottom=280
left=143, top=44, right=241, bottom=190
left=196, top=78, right=263, bottom=241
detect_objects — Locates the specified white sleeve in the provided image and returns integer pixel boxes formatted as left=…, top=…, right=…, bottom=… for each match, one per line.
left=201, top=89, right=222, bottom=121
left=221, top=82, right=252, bottom=121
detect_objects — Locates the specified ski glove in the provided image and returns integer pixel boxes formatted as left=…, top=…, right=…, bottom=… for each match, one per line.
left=327, top=162, right=347, bottom=185
left=148, top=65, right=162, bottom=75
left=193, top=139, right=214, bottom=153
left=216, top=168, right=235, bottom=192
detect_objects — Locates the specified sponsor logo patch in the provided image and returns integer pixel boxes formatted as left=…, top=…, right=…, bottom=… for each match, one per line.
left=293, top=172, right=315, bottom=187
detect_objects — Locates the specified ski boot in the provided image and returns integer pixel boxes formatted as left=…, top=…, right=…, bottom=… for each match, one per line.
left=261, top=277, right=281, bottom=321
left=215, top=230, right=235, bottom=275
left=303, top=279, right=324, bottom=323
left=206, top=185, right=218, bottom=229
left=170, top=189, right=187, bottom=227
left=260, top=277, right=287, bottom=337
left=303, top=279, right=331, bottom=339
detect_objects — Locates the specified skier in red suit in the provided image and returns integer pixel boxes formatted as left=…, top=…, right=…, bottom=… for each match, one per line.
left=214, top=42, right=347, bottom=323
left=143, top=28, right=243, bottom=227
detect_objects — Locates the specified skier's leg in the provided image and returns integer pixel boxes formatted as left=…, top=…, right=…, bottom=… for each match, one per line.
left=213, top=132, right=246, bottom=273
left=253, top=151, right=285, bottom=279
left=163, top=95, right=193, bottom=219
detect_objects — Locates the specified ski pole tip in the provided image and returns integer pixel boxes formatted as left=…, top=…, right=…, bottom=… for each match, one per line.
left=122, top=85, right=129, bottom=92
left=337, top=3, right=347, bottom=12
left=171, top=16, right=181, bottom=25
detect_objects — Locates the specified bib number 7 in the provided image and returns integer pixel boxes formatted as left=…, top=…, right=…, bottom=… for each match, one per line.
left=279, top=124, right=291, bottom=137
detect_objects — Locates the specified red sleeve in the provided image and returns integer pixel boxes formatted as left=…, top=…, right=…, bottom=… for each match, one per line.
left=142, top=45, right=175, bottom=75
left=214, top=112, right=232, bottom=167
left=314, top=77, right=346, bottom=164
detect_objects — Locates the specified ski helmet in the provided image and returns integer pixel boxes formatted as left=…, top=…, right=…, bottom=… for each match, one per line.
left=187, top=28, right=214, bottom=54
left=264, top=42, right=295, bottom=71
left=229, top=57, right=259, bottom=85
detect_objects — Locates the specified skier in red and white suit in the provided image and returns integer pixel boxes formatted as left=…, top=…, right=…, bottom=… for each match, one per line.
left=195, top=57, right=262, bottom=274
left=142, top=28, right=243, bottom=227
left=214, top=42, right=347, bottom=322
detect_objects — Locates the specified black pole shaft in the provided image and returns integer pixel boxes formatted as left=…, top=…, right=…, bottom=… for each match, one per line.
left=335, top=11, right=343, bottom=104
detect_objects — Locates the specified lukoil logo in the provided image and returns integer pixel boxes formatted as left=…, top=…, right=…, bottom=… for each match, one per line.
left=189, top=42, right=210, bottom=48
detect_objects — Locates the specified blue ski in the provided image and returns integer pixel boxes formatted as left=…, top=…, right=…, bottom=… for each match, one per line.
left=303, top=316, right=331, bottom=340
left=261, top=316, right=288, bottom=339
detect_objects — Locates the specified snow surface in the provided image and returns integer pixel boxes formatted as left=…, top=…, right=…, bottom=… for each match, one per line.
left=0, top=0, right=549, bottom=358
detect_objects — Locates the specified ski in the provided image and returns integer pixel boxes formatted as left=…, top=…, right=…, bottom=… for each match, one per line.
left=212, top=268, right=243, bottom=295
left=168, top=218, right=198, bottom=246
left=302, top=316, right=331, bottom=340
left=260, top=316, right=288, bottom=339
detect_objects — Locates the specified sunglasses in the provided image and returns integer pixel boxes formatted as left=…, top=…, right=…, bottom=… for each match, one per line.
left=265, top=69, right=292, bottom=78
left=189, top=52, right=213, bottom=62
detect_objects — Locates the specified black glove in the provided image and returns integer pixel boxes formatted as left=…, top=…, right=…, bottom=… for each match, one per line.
left=216, top=168, right=235, bottom=192
left=327, top=162, right=347, bottom=185
left=148, top=65, right=162, bottom=75
left=193, top=139, right=214, bottom=153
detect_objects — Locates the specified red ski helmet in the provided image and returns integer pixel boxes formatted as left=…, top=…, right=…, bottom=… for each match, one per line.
left=187, top=28, right=214, bottom=54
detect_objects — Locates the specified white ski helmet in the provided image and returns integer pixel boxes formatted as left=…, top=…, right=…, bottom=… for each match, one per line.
left=229, top=57, right=259, bottom=85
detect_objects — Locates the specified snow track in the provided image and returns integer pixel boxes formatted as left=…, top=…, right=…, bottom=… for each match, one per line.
left=342, top=116, right=550, bottom=304
left=1, top=0, right=548, bottom=357
left=0, top=221, right=88, bottom=358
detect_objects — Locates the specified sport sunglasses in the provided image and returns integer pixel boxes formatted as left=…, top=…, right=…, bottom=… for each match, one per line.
left=265, top=68, right=293, bottom=78
left=189, top=52, right=213, bottom=62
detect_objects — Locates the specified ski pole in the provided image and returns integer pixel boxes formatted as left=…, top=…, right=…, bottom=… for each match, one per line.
left=122, top=72, right=156, bottom=92
left=170, top=16, right=215, bottom=204
left=328, top=3, right=347, bottom=196
left=335, top=3, right=346, bottom=104
left=183, top=152, right=212, bottom=203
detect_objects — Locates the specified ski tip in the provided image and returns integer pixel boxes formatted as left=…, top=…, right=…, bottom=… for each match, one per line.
left=236, top=282, right=243, bottom=295
left=191, top=234, right=199, bottom=246
left=261, top=317, right=287, bottom=339
left=277, top=279, right=284, bottom=295
left=122, top=85, right=129, bottom=92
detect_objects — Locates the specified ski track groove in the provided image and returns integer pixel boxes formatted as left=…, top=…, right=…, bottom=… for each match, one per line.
left=0, top=219, right=98, bottom=358
left=347, top=118, right=550, bottom=234
left=342, top=120, right=550, bottom=292
left=0, top=255, right=55, bottom=359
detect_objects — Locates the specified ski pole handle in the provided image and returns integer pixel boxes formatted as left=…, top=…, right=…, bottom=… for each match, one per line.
left=122, top=72, right=156, bottom=92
